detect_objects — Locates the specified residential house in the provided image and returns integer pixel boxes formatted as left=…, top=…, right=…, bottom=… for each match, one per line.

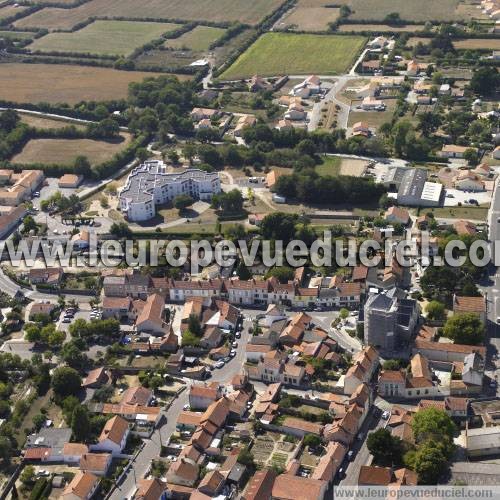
left=358, top=466, right=417, bottom=486
left=62, top=471, right=99, bottom=500
left=242, top=468, right=276, bottom=500
left=135, top=478, right=167, bottom=500
left=79, top=453, right=112, bottom=476
left=58, top=174, right=83, bottom=188
left=343, top=346, right=379, bottom=395
left=454, top=219, right=477, bottom=236
left=189, top=384, right=221, bottom=410
left=91, top=416, right=129, bottom=456
left=82, top=367, right=110, bottom=389
left=28, top=267, right=63, bottom=286
left=166, top=458, right=199, bottom=487
left=271, top=474, right=327, bottom=500
left=281, top=416, right=323, bottom=438
left=384, top=206, right=410, bottom=225
left=412, top=339, right=486, bottom=363
left=29, top=301, right=56, bottom=319
left=135, top=293, right=167, bottom=335
left=439, top=145, right=474, bottom=159
left=102, top=296, right=131, bottom=320
left=352, top=121, right=371, bottom=138
left=234, top=114, right=257, bottom=137
left=311, top=441, right=347, bottom=486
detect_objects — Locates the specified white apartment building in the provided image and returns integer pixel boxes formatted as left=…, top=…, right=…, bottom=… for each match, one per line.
left=119, top=161, right=221, bottom=221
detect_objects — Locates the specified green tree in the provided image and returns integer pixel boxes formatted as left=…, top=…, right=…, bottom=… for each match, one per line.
left=367, top=428, right=403, bottom=466
left=51, top=367, right=82, bottom=399
left=71, top=405, right=91, bottom=442
left=303, top=434, right=321, bottom=448
left=412, top=408, right=455, bottom=447
left=20, top=465, right=35, bottom=486
left=426, top=301, right=446, bottom=321
left=470, top=67, right=499, bottom=96
left=265, top=266, right=295, bottom=284
left=382, top=359, right=403, bottom=370
left=237, top=446, right=255, bottom=468
left=187, top=314, right=202, bottom=336
left=414, top=441, right=448, bottom=484
left=173, top=194, right=194, bottom=211
left=236, top=262, right=252, bottom=280
left=339, top=308, right=349, bottom=320
left=0, top=436, right=12, bottom=463
left=443, top=313, right=484, bottom=345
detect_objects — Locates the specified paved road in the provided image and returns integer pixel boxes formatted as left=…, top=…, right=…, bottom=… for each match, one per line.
left=338, top=407, right=384, bottom=486
left=110, top=389, right=189, bottom=500
left=483, top=178, right=500, bottom=395
left=109, top=314, right=253, bottom=498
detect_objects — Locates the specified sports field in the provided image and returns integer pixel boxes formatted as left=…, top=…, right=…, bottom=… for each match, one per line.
left=346, top=0, right=466, bottom=21
left=277, top=0, right=340, bottom=31
left=164, top=26, right=226, bottom=51
left=14, top=0, right=284, bottom=31
left=0, top=63, right=181, bottom=104
left=11, top=135, right=132, bottom=166
left=28, top=20, right=180, bottom=56
left=220, top=33, right=366, bottom=79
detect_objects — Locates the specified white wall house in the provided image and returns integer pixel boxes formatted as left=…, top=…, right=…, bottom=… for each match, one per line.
left=91, top=416, right=129, bottom=456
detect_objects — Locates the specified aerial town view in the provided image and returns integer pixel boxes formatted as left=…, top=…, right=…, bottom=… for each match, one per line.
left=0, top=0, right=499, bottom=499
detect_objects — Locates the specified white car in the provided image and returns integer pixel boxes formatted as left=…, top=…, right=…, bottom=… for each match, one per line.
left=183, top=404, right=190, bottom=411
left=214, top=361, right=225, bottom=369
left=381, top=410, right=390, bottom=420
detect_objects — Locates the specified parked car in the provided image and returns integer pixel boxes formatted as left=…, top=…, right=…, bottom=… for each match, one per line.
left=214, top=360, right=225, bottom=369
left=235, top=332, right=241, bottom=339
left=347, top=450, right=354, bottom=460
left=381, top=410, right=390, bottom=420
left=232, top=342, right=238, bottom=348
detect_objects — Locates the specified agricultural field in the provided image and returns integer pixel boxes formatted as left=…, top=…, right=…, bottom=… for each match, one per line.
left=453, top=38, right=500, bottom=50
left=338, top=23, right=426, bottom=32
left=0, top=30, right=34, bottom=40
left=276, top=0, right=340, bottom=31
left=19, top=113, right=86, bottom=130
left=134, top=49, right=198, bottom=71
left=213, top=27, right=257, bottom=67
left=11, top=134, right=132, bottom=166
left=346, top=0, right=478, bottom=22
left=28, top=20, right=180, bottom=56
left=0, top=4, right=27, bottom=20
left=0, top=63, right=177, bottom=104
left=164, top=26, right=226, bottom=51
left=220, top=32, right=366, bottom=79
left=14, top=0, right=284, bottom=31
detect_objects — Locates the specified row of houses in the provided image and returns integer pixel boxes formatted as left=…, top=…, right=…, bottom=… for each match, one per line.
left=102, top=271, right=363, bottom=309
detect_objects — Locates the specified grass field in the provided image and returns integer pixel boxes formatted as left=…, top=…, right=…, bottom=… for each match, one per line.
left=164, top=25, right=226, bottom=51
left=346, top=0, right=469, bottom=21
left=0, top=30, right=34, bottom=40
left=15, top=0, right=283, bottom=31
left=423, top=206, right=488, bottom=221
left=453, top=38, right=500, bottom=50
left=28, top=20, right=180, bottom=56
left=277, top=0, right=340, bottom=31
left=338, top=23, right=426, bottom=32
left=316, top=156, right=341, bottom=176
left=19, top=113, right=86, bottom=130
left=220, top=33, right=366, bottom=79
left=11, top=135, right=132, bottom=165
left=0, top=63, right=185, bottom=104
left=0, top=4, right=27, bottom=20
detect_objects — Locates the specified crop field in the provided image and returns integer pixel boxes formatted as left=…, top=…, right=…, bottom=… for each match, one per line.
left=134, top=49, right=198, bottom=71
left=164, top=26, right=226, bottom=51
left=0, top=63, right=178, bottom=104
left=277, top=0, right=340, bottom=31
left=338, top=23, right=426, bottom=32
left=346, top=0, right=470, bottom=21
left=0, top=30, right=34, bottom=40
left=453, top=38, right=500, bottom=50
left=28, top=20, right=180, bottom=56
left=14, top=0, right=284, bottom=31
left=11, top=135, right=132, bottom=166
left=0, top=4, right=27, bottom=20
left=220, top=33, right=366, bottom=79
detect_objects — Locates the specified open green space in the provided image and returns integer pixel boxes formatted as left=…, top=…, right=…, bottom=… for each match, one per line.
left=28, top=20, right=180, bottom=56
left=220, top=32, right=366, bottom=79
left=165, top=25, right=226, bottom=51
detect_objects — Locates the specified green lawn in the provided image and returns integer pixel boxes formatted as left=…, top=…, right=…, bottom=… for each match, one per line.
left=422, top=206, right=488, bottom=221
left=165, top=25, right=226, bottom=51
left=28, top=20, right=181, bottom=56
left=315, top=156, right=341, bottom=176
left=220, top=32, right=366, bottom=79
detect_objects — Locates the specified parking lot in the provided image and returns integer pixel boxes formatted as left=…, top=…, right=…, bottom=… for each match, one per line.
left=443, top=188, right=492, bottom=207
